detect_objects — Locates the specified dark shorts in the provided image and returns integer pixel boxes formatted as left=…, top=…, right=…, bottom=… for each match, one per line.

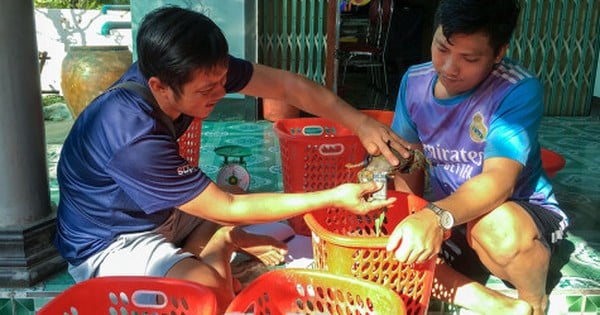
left=513, top=201, right=567, bottom=251
left=440, top=201, right=568, bottom=277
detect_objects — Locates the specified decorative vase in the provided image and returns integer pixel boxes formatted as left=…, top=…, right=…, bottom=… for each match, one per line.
left=262, top=98, right=300, bottom=122
left=61, top=45, right=132, bottom=118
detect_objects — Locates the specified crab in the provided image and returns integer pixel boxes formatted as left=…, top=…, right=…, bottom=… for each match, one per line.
left=346, top=148, right=431, bottom=184
left=346, top=148, right=432, bottom=236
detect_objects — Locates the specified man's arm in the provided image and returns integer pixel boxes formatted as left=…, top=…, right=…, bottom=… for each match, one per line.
left=238, top=63, right=412, bottom=164
left=178, top=181, right=395, bottom=225
left=387, top=157, right=523, bottom=264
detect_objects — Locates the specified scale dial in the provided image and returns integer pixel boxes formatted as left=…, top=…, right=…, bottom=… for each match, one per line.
left=216, top=163, right=250, bottom=191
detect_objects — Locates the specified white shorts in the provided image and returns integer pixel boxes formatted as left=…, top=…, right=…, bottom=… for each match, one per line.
left=68, top=209, right=203, bottom=283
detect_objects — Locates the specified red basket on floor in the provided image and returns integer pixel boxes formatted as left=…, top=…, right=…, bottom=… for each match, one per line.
left=226, top=268, right=406, bottom=315
left=541, top=147, right=565, bottom=178
left=37, top=276, right=217, bottom=315
left=304, top=190, right=435, bottom=315
left=274, top=117, right=368, bottom=235
left=178, top=118, right=202, bottom=167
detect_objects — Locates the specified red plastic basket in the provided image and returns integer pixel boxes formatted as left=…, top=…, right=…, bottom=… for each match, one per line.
left=304, top=190, right=435, bottom=315
left=226, top=268, right=406, bottom=315
left=274, top=117, right=367, bottom=235
left=178, top=118, right=203, bottom=167
left=37, top=276, right=217, bottom=315
left=541, top=147, right=565, bottom=178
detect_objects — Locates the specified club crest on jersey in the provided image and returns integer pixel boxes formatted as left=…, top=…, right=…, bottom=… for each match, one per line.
left=469, top=112, right=487, bottom=143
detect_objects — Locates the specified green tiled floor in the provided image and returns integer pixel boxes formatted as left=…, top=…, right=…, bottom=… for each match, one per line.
left=1, top=112, right=599, bottom=315
left=199, top=120, right=284, bottom=193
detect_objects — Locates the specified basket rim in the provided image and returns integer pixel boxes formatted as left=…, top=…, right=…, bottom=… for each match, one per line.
left=303, top=212, right=390, bottom=248
left=273, top=117, right=358, bottom=140
left=303, top=192, right=443, bottom=248
left=226, top=268, right=407, bottom=314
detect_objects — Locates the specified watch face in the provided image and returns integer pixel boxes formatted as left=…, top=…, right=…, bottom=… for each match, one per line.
left=440, top=211, right=454, bottom=229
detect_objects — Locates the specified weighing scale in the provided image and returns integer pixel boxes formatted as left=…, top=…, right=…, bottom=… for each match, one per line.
left=214, top=145, right=252, bottom=192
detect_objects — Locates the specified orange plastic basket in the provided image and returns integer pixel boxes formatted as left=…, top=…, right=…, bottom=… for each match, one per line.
left=304, top=190, right=435, bottom=315
left=361, top=109, right=394, bottom=126
left=37, top=276, right=217, bottom=315
left=274, top=117, right=367, bottom=235
left=178, top=118, right=203, bottom=167
left=226, top=268, right=406, bottom=315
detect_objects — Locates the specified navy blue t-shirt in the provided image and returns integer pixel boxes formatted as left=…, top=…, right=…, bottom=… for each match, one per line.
left=55, top=56, right=253, bottom=266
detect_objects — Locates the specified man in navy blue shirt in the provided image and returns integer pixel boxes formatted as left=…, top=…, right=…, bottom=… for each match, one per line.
left=55, top=6, right=410, bottom=313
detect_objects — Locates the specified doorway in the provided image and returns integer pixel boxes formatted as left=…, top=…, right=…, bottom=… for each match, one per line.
left=335, top=0, right=439, bottom=110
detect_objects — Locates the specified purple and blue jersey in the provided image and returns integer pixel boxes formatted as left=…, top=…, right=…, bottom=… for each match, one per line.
left=392, top=58, right=566, bottom=221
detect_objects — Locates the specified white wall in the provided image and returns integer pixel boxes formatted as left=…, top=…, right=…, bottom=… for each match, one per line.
left=35, top=8, right=132, bottom=93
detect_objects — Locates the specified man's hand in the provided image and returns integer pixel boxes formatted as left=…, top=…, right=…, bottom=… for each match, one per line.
left=332, top=182, right=396, bottom=215
left=354, top=116, right=412, bottom=165
left=385, top=208, right=445, bottom=264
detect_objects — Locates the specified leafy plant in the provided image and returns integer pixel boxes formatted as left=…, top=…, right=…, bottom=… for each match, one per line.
left=34, top=0, right=128, bottom=9
left=41, top=94, right=65, bottom=107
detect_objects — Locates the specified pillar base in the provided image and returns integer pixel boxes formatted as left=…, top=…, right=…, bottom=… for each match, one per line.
left=0, top=215, right=66, bottom=287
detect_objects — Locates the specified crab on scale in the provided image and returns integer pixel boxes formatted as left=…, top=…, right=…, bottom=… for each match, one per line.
left=345, top=147, right=432, bottom=236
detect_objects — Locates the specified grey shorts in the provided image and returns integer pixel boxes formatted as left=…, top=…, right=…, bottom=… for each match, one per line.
left=68, top=210, right=203, bottom=283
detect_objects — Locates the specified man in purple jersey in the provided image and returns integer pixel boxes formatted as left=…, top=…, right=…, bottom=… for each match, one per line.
left=385, top=1, right=568, bottom=314
left=55, top=6, right=411, bottom=313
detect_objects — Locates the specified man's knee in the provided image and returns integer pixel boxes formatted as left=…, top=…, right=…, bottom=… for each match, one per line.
left=474, top=232, right=521, bottom=265
left=468, top=220, right=533, bottom=266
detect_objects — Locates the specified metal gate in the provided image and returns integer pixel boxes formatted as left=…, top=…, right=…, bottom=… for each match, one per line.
left=508, top=0, right=599, bottom=116
left=259, top=0, right=600, bottom=116
left=258, top=0, right=330, bottom=86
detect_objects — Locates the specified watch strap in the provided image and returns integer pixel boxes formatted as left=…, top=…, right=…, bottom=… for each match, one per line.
left=426, top=202, right=453, bottom=230
left=426, top=202, right=444, bottom=215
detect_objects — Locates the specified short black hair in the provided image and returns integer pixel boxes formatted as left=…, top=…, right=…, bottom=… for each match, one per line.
left=136, top=6, right=229, bottom=96
left=434, top=0, right=520, bottom=55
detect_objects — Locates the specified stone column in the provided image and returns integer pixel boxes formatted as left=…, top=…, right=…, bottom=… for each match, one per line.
left=0, top=1, right=65, bottom=287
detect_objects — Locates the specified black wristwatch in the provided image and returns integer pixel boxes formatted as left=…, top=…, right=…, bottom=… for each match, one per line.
left=426, top=202, right=455, bottom=231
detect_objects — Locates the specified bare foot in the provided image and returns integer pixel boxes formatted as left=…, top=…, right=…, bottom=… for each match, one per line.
left=521, top=294, right=548, bottom=315
left=230, top=227, right=288, bottom=266
left=461, top=287, right=533, bottom=315
left=506, top=299, right=533, bottom=315
left=466, top=297, right=532, bottom=315
left=482, top=292, right=534, bottom=315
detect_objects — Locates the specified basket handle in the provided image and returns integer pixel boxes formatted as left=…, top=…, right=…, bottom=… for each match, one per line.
left=132, top=290, right=168, bottom=309
left=291, top=125, right=337, bottom=136
left=318, top=143, right=345, bottom=156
